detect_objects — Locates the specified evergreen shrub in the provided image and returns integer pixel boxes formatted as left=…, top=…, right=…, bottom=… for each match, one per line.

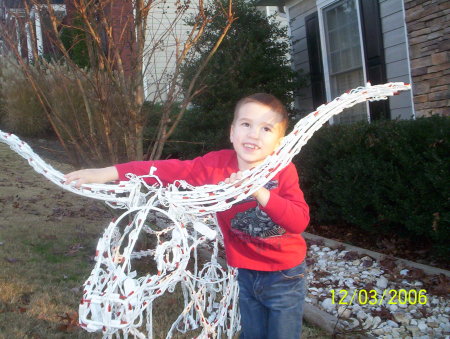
left=295, top=116, right=449, bottom=257
left=143, top=103, right=231, bottom=160
left=177, top=0, right=305, bottom=159
left=161, top=106, right=232, bottom=159
left=60, top=18, right=90, bottom=69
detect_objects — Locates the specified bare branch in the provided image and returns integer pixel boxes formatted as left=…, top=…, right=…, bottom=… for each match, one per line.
left=1, top=0, right=236, bottom=164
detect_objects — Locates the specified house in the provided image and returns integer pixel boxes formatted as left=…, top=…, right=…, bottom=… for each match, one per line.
left=0, top=0, right=66, bottom=59
left=257, top=0, right=449, bottom=123
left=3, top=0, right=448, bottom=119
left=1, top=0, right=204, bottom=101
left=0, top=1, right=136, bottom=73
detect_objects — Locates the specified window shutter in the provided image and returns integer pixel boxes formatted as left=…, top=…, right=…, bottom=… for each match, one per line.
left=305, top=12, right=326, bottom=110
left=359, top=0, right=390, bottom=120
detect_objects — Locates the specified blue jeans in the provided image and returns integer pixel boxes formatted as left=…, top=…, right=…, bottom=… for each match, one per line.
left=237, top=262, right=307, bottom=339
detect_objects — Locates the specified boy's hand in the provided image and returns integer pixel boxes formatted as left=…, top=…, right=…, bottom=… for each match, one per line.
left=224, top=171, right=270, bottom=207
left=64, top=166, right=119, bottom=188
left=223, top=171, right=243, bottom=184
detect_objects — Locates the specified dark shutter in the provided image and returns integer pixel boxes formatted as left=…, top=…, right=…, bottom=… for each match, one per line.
left=305, top=12, right=326, bottom=109
left=359, top=0, right=390, bottom=120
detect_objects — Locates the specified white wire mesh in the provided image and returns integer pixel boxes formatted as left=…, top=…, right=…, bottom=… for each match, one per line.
left=0, top=82, right=411, bottom=338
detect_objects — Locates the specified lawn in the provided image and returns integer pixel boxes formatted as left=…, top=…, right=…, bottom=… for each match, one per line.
left=0, top=141, right=329, bottom=338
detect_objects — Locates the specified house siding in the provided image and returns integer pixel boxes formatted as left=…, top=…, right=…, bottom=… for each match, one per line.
left=379, top=0, right=414, bottom=119
left=286, top=0, right=317, bottom=114
left=404, top=0, right=450, bottom=117
left=144, top=2, right=197, bottom=101
left=286, top=0, right=417, bottom=120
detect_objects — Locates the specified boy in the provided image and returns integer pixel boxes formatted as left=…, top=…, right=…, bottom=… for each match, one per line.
left=65, top=93, right=310, bottom=339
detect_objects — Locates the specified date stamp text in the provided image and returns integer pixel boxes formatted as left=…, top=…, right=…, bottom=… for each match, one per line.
left=330, top=289, right=428, bottom=306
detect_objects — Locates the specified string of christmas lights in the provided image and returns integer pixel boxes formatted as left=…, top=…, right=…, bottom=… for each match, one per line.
left=0, top=83, right=411, bottom=338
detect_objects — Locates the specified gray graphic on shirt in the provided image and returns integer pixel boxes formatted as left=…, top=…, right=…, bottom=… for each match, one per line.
left=231, top=206, right=286, bottom=238
left=231, top=179, right=285, bottom=238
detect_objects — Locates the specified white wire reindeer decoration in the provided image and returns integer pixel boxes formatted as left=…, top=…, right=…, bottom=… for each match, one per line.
left=0, top=83, right=411, bottom=338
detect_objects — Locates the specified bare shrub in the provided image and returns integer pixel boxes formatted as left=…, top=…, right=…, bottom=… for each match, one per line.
left=0, top=0, right=235, bottom=165
left=40, top=62, right=131, bottom=165
left=0, top=56, right=50, bottom=137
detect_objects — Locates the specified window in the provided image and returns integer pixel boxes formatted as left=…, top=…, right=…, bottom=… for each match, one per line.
left=319, top=0, right=368, bottom=124
left=304, top=0, right=388, bottom=122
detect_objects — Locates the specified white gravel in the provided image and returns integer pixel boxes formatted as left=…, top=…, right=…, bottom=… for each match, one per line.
left=305, top=243, right=450, bottom=338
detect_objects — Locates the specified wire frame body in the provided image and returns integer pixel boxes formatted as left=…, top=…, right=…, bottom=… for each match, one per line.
left=0, top=83, right=411, bottom=338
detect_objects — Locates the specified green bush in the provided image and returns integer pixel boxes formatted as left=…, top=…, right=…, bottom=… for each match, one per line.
left=60, top=18, right=90, bottom=69
left=296, top=116, right=450, bottom=257
left=176, top=0, right=305, bottom=159
left=162, top=106, right=232, bottom=159
left=142, top=103, right=232, bottom=160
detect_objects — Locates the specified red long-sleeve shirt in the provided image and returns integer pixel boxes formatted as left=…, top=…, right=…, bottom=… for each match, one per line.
left=115, top=149, right=309, bottom=271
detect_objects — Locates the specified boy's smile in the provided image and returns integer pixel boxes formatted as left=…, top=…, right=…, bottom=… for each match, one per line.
left=230, top=102, right=284, bottom=171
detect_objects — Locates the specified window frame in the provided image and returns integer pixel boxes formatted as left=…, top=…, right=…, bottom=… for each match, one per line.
left=316, top=0, right=370, bottom=124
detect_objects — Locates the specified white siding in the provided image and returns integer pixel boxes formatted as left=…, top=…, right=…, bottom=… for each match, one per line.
left=143, top=1, right=197, bottom=101
left=260, top=5, right=289, bottom=30
left=379, top=0, right=414, bottom=119
left=286, top=0, right=317, bottom=114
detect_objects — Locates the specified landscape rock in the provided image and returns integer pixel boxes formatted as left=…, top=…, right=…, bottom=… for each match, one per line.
left=356, top=310, right=367, bottom=320
left=372, top=316, right=382, bottom=328
left=321, top=298, right=335, bottom=312
left=427, top=321, right=439, bottom=328
left=393, top=311, right=411, bottom=325
left=418, top=321, right=428, bottom=332
left=376, top=276, right=388, bottom=289
left=337, top=305, right=351, bottom=319
left=387, top=320, right=399, bottom=328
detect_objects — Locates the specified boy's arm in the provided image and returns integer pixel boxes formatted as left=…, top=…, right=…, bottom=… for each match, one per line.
left=259, top=164, right=310, bottom=234
left=65, top=151, right=227, bottom=189
left=64, top=157, right=207, bottom=188
left=65, top=158, right=204, bottom=188
left=115, top=159, right=200, bottom=185
left=252, top=188, right=270, bottom=207
left=114, top=152, right=220, bottom=185
left=64, top=166, right=119, bottom=188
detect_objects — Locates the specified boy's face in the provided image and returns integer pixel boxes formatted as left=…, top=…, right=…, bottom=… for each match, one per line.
left=230, top=102, right=284, bottom=171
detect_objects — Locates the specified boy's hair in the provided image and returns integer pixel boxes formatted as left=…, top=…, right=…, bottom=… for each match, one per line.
left=233, top=93, right=289, bottom=134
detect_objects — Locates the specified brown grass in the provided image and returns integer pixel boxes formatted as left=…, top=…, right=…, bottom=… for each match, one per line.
left=0, top=142, right=329, bottom=338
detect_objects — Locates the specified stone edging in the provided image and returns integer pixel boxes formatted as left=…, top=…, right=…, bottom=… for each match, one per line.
left=303, top=232, right=450, bottom=278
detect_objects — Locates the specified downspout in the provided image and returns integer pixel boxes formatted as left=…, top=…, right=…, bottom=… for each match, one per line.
left=33, top=6, right=43, bottom=57
left=15, top=16, right=21, bottom=55
left=25, top=20, right=32, bottom=62
left=401, top=0, right=416, bottom=119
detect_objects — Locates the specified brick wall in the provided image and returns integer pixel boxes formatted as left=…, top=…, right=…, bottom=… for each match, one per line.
left=64, top=0, right=135, bottom=77
left=104, top=0, right=135, bottom=77
left=404, top=0, right=449, bottom=117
